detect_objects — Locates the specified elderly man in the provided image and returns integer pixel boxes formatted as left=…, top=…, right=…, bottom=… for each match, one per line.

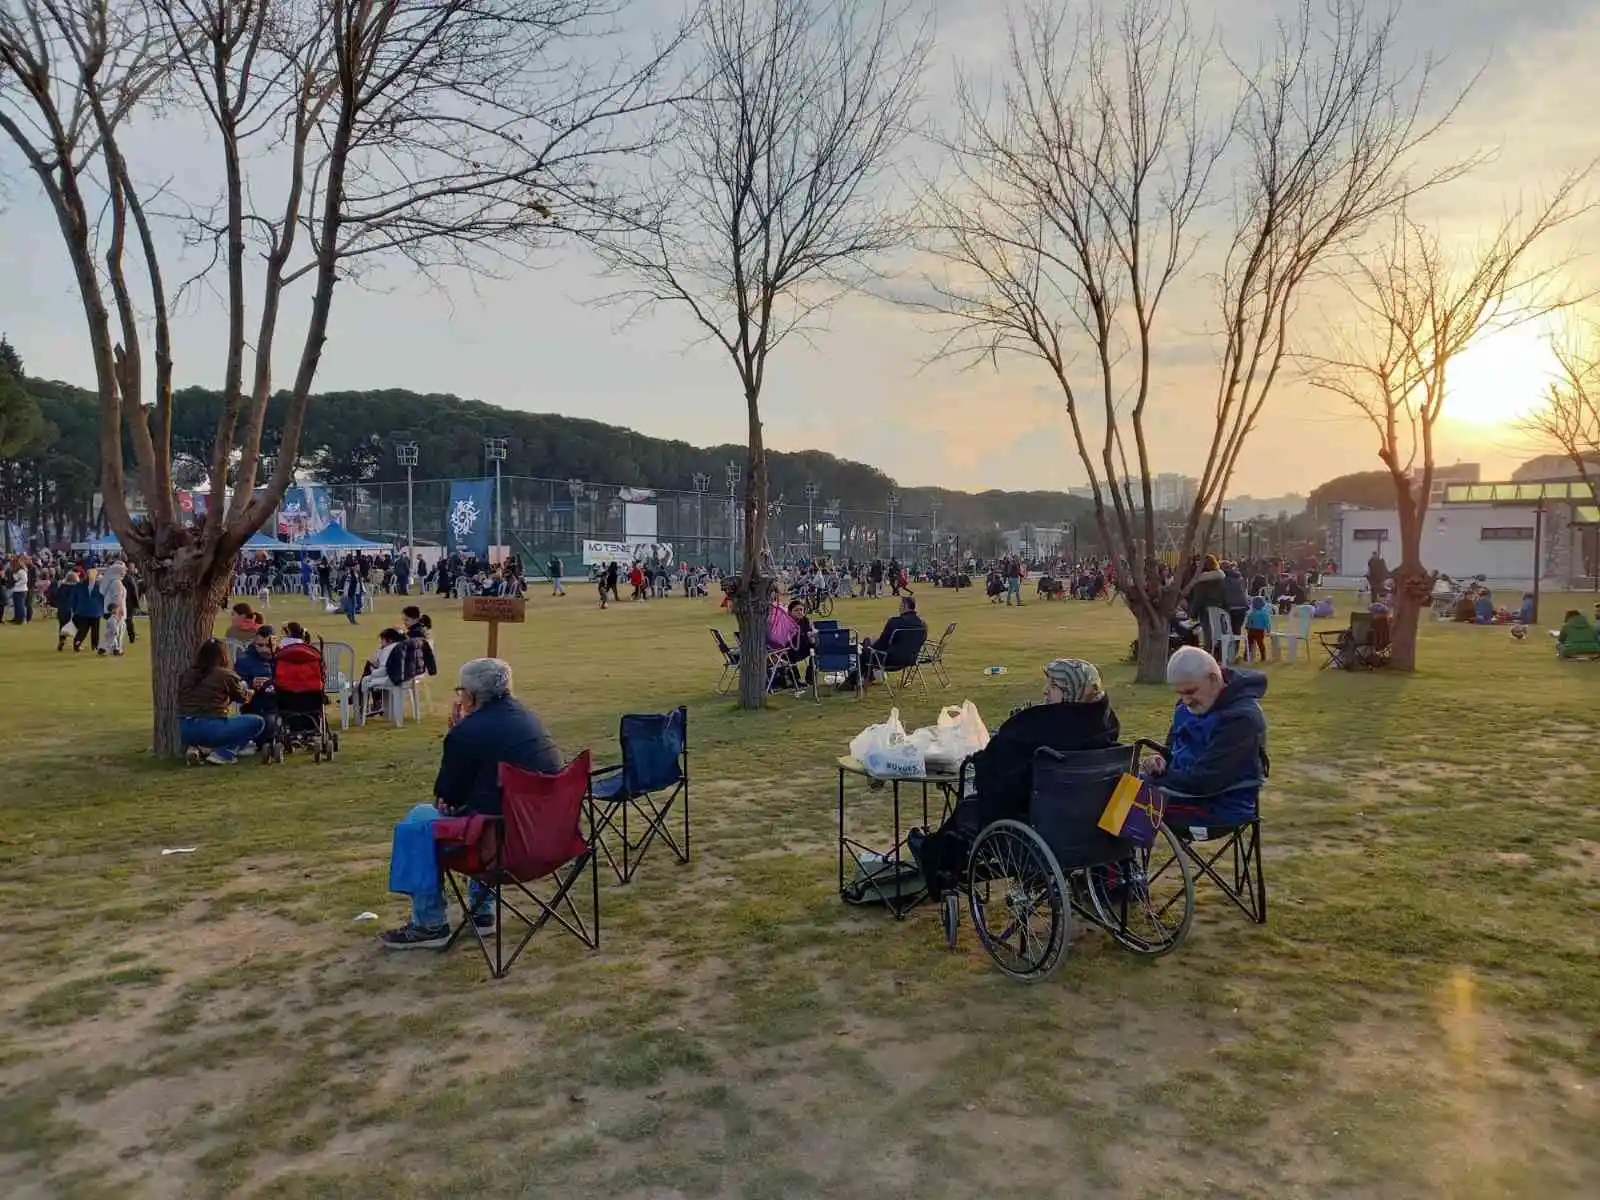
left=381, top=657, right=564, bottom=950
left=1142, top=645, right=1268, bottom=824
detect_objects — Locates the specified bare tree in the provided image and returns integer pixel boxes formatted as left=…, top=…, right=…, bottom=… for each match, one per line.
left=0, top=0, right=677, bottom=752
left=919, top=0, right=1464, bottom=681
left=1524, top=318, right=1600, bottom=487
left=593, top=0, right=927, bottom=708
left=1308, top=184, right=1592, bottom=668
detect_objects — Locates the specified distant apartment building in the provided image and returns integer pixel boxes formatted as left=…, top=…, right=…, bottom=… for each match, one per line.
left=1066, top=473, right=1198, bottom=512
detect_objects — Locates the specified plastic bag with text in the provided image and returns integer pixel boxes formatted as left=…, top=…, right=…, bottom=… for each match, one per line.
left=849, top=708, right=926, bottom=778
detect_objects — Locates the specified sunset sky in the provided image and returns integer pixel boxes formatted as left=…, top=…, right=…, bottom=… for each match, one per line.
left=3, top=0, right=1595, bottom=496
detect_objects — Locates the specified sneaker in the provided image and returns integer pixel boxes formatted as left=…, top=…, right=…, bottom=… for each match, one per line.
left=96, top=648, right=107, bottom=656
left=236, top=743, right=258, bottom=757
left=379, top=923, right=452, bottom=950
left=205, top=749, right=237, bottom=765
left=185, top=747, right=204, bottom=766
left=471, top=910, right=497, bottom=931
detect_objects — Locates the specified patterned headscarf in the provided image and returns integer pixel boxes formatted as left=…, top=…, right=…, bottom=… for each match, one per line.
left=1044, top=657, right=1104, bottom=702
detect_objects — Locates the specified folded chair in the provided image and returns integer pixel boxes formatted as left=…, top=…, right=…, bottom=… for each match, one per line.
left=710, top=628, right=740, bottom=694
left=588, top=708, right=690, bottom=884
left=437, top=751, right=600, bottom=979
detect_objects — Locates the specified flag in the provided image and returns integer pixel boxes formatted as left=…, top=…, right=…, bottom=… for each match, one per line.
left=446, top=478, right=494, bottom=558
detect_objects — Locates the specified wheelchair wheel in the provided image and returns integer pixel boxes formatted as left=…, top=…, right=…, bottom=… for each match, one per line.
left=818, top=595, right=834, bottom=618
left=966, top=820, right=1071, bottom=982
left=1084, top=824, right=1194, bottom=957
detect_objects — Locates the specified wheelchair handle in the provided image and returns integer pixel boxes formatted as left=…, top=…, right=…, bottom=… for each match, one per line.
left=1131, top=738, right=1170, bottom=765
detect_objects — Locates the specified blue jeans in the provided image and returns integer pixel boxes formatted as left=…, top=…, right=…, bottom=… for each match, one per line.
left=343, top=594, right=358, bottom=623
left=1006, top=577, right=1022, bottom=605
left=401, top=803, right=493, bottom=929
left=179, top=714, right=265, bottom=751
left=10, top=592, right=24, bottom=621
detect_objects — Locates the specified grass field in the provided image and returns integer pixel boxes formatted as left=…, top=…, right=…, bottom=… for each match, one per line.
left=0, top=583, right=1596, bottom=1199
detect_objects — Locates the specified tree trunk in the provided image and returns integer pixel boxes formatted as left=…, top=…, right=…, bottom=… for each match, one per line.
left=1132, top=603, right=1171, bottom=684
left=732, top=580, right=774, bottom=709
left=1387, top=559, right=1432, bottom=672
left=147, top=575, right=229, bottom=757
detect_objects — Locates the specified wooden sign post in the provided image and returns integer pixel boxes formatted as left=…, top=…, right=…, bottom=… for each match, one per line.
left=462, top=595, right=527, bottom=658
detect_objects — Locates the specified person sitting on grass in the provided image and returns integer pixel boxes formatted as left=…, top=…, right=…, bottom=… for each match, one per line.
left=1140, top=646, right=1268, bottom=827
left=912, top=657, right=1119, bottom=899
left=1556, top=609, right=1600, bottom=659
left=178, top=638, right=265, bottom=765
left=381, top=657, right=564, bottom=950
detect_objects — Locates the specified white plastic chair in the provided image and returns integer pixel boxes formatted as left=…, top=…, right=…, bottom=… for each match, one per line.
left=1270, top=605, right=1315, bottom=663
left=320, top=640, right=358, bottom=730
left=1206, top=608, right=1243, bottom=664
left=360, top=676, right=422, bottom=727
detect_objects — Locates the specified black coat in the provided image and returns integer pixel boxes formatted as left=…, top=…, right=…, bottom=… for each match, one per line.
left=970, top=696, right=1122, bottom=826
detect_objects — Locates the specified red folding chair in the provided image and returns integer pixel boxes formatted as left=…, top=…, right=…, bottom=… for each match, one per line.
left=436, top=751, right=600, bottom=979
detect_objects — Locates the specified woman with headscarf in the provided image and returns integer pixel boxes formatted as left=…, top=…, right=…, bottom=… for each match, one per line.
left=911, top=657, right=1121, bottom=898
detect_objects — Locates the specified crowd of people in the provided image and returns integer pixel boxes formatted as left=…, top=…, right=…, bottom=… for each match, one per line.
left=2, top=550, right=141, bottom=655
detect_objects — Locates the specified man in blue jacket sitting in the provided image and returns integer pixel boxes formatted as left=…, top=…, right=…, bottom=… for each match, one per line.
left=1141, top=645, right=1268, bottom=826
left=381, top=657, right=565, bottom=950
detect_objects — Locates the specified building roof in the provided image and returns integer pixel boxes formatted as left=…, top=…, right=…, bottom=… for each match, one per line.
left=1442, top=481, right=1596, bottom=505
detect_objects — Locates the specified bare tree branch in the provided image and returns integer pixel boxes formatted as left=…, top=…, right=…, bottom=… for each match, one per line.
left=591, top=0, right=928, bottom=709
left=1304, top=173, right=1595, bottom=668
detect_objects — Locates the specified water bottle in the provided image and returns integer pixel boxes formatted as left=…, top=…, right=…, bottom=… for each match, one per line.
left=983, top=665, right=1007, bottom=676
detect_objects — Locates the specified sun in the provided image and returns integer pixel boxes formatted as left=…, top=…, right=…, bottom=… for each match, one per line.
left=1443, top=316, right=1561, bottom=428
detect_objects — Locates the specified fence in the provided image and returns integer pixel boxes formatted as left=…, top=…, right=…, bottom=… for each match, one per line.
left=318, top=476, right=980, bottom=570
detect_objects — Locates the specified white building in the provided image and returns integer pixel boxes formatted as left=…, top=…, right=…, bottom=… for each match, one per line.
left=1338, top=503, right=1539, bottom=589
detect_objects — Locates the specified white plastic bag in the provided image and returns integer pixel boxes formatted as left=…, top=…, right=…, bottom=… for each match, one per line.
left=849, top=707, right=906, bottom=762
left=862, top=742, right=926, bottom=778
left=912, top=701, right=990, bottom=771
left=849, top=708, right=926, bottom=778
left=60, top=619, right=77, bottom=638
left=942, top=700, right=991, bottom=756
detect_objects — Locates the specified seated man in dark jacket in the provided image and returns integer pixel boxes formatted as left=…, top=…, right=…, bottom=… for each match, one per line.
left=851, top=596, right=927, bottom=688
left=1142, top=646, right=1268, bottom=826
left=381, top=657, right=564, bottom=949
left=912, top=658, right=1120, bottom=898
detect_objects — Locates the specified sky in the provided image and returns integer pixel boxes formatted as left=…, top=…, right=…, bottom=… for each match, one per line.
left=3, top=0, right=1597, bottom=497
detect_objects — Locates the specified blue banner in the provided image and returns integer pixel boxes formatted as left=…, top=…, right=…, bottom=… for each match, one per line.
left=446, top=478, right=494, bottom=558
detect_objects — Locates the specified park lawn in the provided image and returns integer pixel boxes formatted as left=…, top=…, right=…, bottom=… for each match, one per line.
left=0, top=584, right=1596, bottom=1200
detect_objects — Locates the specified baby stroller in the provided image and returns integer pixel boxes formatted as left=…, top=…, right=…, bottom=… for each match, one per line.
left=271, top=639, right=340, bottom=763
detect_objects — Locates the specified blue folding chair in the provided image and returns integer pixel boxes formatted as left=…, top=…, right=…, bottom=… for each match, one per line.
left=814, top=619, right=840, bottom=632
left=588, top=707, right=690, bottom=883
left=813, top=627, right=861, bottom=700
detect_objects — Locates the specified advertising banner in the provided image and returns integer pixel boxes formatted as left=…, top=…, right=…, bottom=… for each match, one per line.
left=583, top=539, right=674, bottom=566
left=446, top=478, right=494, bottom=558
left=624, top=502, right=658, bottom=540
left=275, top=485, right=340, bottom=541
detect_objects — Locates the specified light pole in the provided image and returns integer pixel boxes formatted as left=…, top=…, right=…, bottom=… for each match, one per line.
left=692, top=472, right=710, bottom=565
left=567, top=478, right=584, bottom=556
left=804, top=481, right=820, bottom=557
left=887, top=490, right=899, bottom=560
left=484, top=436, right=508, bottom=563
left=770, top=496, right=785, bottom=560
left=724, top=461, right=741, bottom=574
left=930, top=498, right=941, bottom=549
left=396, top=441, right=418, bottom=566
left=826, top=498, right=841, bottom=559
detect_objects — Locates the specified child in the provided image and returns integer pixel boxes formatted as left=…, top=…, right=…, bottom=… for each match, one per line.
left=104, top=601, right=126, bottom=657
left=1244, top=594, right=1272, bottom=662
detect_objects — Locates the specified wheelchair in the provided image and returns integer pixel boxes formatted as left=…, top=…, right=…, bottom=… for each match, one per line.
left=938, top=741, right=1196, bottom=982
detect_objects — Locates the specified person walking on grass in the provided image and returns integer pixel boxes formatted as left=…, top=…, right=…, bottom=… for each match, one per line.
left=52, top=568, right=78, bottom=650
left=549, top=555, right=565, bottom=596
left=103, top=601, right=127, bottom=657
left=70, top=567, right=106, bottom=653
